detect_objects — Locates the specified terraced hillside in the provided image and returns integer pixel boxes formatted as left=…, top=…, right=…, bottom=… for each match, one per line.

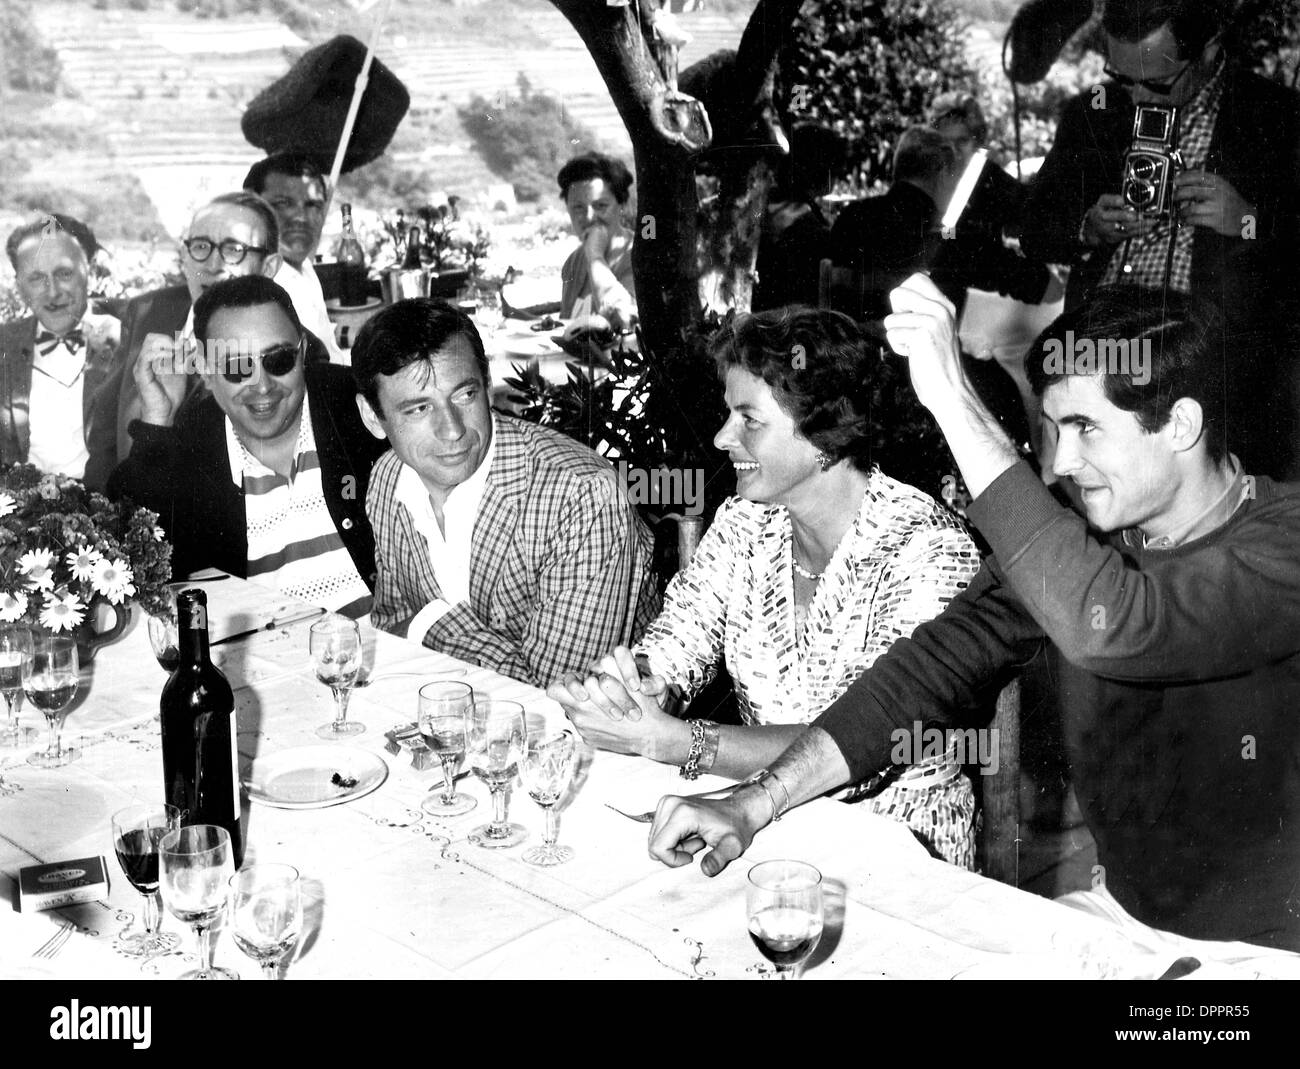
left=26, top=0, right=756, bottom=230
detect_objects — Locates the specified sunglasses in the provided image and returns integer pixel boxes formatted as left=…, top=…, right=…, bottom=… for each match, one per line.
left=221, top=338, right=303, bottom=384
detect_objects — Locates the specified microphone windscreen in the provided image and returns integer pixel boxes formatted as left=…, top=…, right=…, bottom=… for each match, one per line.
left=1005, top=0, right=1097, bottom=84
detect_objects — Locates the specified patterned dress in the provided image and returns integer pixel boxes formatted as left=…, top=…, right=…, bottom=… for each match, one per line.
left=635, top=468, right=982, bottom=867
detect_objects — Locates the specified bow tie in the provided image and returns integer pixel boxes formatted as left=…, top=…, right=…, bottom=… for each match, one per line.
left=36, top=328, right=85, bottom=357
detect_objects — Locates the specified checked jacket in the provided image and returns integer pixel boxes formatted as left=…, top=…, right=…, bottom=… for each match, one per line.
left=367, top=415, right=659, bottom=686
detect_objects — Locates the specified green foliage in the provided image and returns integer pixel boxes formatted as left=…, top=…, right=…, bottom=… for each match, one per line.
left=459, top=74, right=602, bottom=203
left=2, top=6, right=63, bottom=94
left=777, top=0, right=974, bottom=187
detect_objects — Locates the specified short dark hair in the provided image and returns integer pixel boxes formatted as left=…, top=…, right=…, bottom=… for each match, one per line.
left=1025, top=287, right=1227, bottom=464
left=243, top=152, right=328, bottom=195
left=928, top=91, right=989, bottom=145
left=196, top=191, right=280, bottom=254
left=6, top=212, right=98, bottom=269
left=709, top=306, right=899, bottom=474
left=892, top=126, right=957, bottom=185
left=557, top=153, right=634, bottom=205
left=351, top=298, right=490, bottom=420
left=1102, top=0, right=1223, bottom=57
left=193, top=275, right=302, bottom=348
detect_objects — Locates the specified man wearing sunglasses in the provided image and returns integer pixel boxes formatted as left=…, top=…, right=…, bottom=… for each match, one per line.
left=93, top=190, right=312, bottom=470
left=1020, top=0, right=1300, bottom=480
left=108, top=275, right=384, bottom=614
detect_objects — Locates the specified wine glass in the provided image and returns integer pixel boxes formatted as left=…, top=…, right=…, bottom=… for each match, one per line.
left=467, top=699, right=527, bottom=849
left=310, top=615, right=364, bottom=739
left=417, top=681, right=477, bottom=817
left=147, top=589, right=180, bottom=672
left=229, top=863, right=303, bottom=980
left=745, top=860, right=824, bottom=980
left=472, top=284, right=503, bottom=338
left=24, top=634, right=79, bottom=768
left=521, top=729, right=577, bottom=866
left=160, top=824, right=238, bottom=980
left=111, top=803, right=182, bottom=957
left=0, top=623, right=33, bottom=748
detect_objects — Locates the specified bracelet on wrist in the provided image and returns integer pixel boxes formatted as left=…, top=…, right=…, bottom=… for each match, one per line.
left=680, top=719, right=708, bottom=779
left=737, top=768, right=791, bottom=823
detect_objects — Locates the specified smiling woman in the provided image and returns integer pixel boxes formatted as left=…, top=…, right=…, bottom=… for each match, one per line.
left=549, top=306, right=985, bottom=868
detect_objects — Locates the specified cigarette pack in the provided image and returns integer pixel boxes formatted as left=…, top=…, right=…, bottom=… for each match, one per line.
left=384, top=722, right=438, bottom=771
left=18, top=855, right=109, bottom=912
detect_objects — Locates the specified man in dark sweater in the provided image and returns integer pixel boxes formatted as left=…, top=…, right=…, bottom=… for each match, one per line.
left=647, top=277, right=1300, bottom=953
left=109, top=276, right=385, bottom=616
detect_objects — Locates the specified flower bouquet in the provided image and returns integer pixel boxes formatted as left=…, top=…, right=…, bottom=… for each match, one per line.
left=0, top=465, right=172, bottom=643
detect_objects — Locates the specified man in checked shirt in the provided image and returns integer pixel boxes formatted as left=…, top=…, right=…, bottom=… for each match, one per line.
left=352, top=299, right=659, bottom=686
left=1020, top=0, right=1300, bottom=480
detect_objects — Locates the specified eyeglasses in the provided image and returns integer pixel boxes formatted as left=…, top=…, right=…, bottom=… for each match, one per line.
left=182, top=237, right=272, bottom=266
left=221, top=338, right=304, bottom=384
left=1103, top=58, right=1195, bottom=97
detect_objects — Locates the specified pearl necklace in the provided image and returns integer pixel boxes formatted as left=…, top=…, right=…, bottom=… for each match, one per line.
left=792, top=558, right=822, bottom=581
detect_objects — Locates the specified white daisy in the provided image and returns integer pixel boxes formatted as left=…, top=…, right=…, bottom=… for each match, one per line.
left=17, top=548, right=56, bottom=591
left=39, top=592, right=85, bottom=633
left=0, top=590, right=28, bottom=622
left=66, top=546, right=103, bottom=583
left=0, top=492, right=15, bottom=518
left=92, top=558, right=136, bottom=604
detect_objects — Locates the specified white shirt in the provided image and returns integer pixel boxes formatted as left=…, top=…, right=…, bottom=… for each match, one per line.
left=394, top=415, right=498, bottom=641
left=273, top=259, right=346, bottom=364
left=27, top=309, right=116, bottom=480
left=223, top=395, right=372, bottom=616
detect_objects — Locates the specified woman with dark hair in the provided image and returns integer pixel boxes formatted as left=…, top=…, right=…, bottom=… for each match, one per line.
left=556, top=152, right=636, bottom=332
left=549, top=307, right=981, bottom=867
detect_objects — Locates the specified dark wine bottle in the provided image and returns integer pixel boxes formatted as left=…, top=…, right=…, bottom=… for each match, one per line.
left=401, top=225, right=423, bottom=270
left=336, top=202, right=368, bottom=307
left=160, top=590, right=243, bottom=867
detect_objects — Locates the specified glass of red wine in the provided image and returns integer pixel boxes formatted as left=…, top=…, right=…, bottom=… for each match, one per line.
left=111, top=802, right=182, bottom=957
left=23, top=634, right=79, bottom=768
left=0, top=623, right=33, bottom=748
left=746, top=860, right=824, bottom=979
left=147, top=590, right=180, bottom=672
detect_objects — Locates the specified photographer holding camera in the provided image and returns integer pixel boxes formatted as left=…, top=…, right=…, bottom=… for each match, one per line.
left=1022, top=0, right=1300, bottom=479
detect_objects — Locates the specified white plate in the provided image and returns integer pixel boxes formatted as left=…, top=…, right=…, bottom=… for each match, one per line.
left=244, top=745, right=388, bottom=810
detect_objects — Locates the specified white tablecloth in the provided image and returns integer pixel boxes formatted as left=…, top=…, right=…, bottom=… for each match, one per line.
left=1, top=577, right=1292, bottom=980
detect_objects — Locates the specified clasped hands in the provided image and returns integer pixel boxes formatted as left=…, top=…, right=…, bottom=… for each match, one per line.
left=546, top=645, right=678, bottom=759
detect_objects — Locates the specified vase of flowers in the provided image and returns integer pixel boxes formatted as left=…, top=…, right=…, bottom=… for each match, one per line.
left=0, top=465, right=172, bottom=664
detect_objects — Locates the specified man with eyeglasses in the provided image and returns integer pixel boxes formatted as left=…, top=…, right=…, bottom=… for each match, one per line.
left=108, top=275, right=384, bottom=612
left=244, top=152, right=346, bottom=364
left=95, top=190, right=309, bottom=469
left=1020, top=0, right=1300, bottom=479
left=0, top=214, right=122, bottom=489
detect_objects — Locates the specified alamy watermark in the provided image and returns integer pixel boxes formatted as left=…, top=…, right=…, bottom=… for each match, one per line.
left=890, top=721, right=1000, bottom=775
left=590, top=462, right=704, bottom=516
left=1041, top=330, right=1151, bottom=386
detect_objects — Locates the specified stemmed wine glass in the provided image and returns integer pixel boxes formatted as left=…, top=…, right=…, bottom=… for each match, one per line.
left=229, top=864, right=303, bottom=980
left=310, top=615, right=364, bottom=739
left=521, top=728, right=577, bottom=866
left=472, top=284, right=504, bottom=338
left=24, top=634, right=79, bottom=768
left=746, top=860, right=824, bottom=980
left=467, top=699, right=526, bottom=849
left=147, top=589, right=180, bottom=672
left=0, top=623, right=33, bottom=748
left=111, top=803, right=182, bottom=957
left=160, top=824, right=238, bottom=980
left=417, top=681, right=477, bottom=817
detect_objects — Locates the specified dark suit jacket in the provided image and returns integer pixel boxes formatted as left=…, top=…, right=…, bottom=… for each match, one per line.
left=1021, top=65, right=1300, bottom=476
left=0, top=313, right=122, bottom=490
left=107, top=362, right=385, bottom=585
left=89, top=283, right=192, bottom=472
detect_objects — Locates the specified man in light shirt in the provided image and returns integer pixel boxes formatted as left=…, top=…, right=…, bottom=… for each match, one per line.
left=244, top=152, right=347, bottom=364
left=0, top=214, right=121, bottom=489
left=109, top=276, right=384, bottom=614
left=353, top=298, right=658, bottom=686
